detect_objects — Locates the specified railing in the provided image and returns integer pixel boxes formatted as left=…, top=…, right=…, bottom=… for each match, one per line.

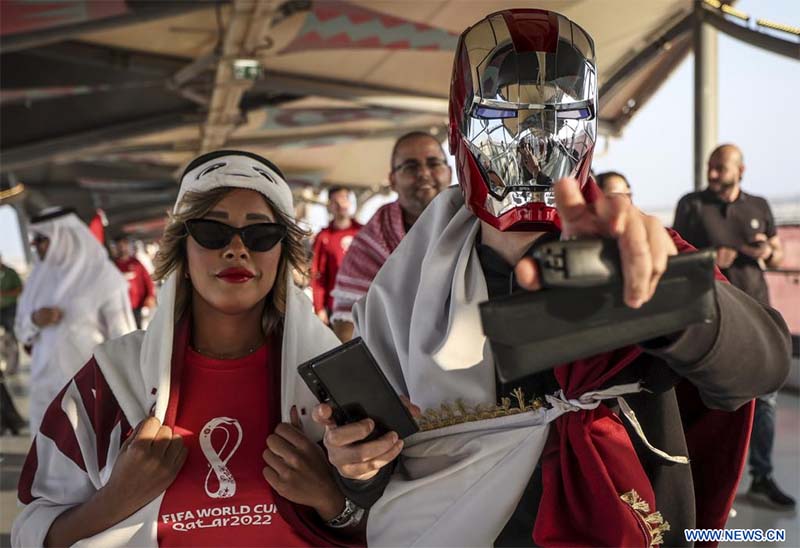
left=767, top=268, right=800, bottom=280
left=701, top=0, right=800, bottom=61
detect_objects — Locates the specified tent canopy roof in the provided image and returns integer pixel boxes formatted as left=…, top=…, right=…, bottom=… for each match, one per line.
left=1, top=0, right=696, bottom=236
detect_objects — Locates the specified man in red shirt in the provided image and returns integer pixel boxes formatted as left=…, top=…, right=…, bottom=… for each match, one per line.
left=112, top=236, right=156, bottom=329
left=310, top=187, right=361, bottom=325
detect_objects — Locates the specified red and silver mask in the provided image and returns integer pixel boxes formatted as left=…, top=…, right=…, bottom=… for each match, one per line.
left=449, top=9, right=597, bottom=231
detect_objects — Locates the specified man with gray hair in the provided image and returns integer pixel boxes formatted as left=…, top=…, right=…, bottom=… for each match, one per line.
left=330, top=131, right=451, bottom=341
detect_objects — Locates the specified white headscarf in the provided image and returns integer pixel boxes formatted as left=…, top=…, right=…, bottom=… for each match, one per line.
left=16, top=210, right=130, bottom=339
left=109, top=152, right=341, bottom=438
left=175, top=152, right=294, bottom=217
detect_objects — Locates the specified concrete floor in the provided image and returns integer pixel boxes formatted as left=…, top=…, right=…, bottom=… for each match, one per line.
left=722, top=390, right=800, bottom=547
left=1, top=362, right=798, bottom=547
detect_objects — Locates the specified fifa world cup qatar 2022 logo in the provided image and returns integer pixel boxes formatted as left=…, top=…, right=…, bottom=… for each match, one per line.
left=200, top=417, right=243, bottom=499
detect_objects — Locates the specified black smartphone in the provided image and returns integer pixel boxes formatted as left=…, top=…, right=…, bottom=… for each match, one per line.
left=298, top=337, right=419, bottom=439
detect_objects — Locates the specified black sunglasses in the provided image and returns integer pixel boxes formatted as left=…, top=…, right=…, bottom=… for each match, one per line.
left=185, top=219, right=287, bottom=252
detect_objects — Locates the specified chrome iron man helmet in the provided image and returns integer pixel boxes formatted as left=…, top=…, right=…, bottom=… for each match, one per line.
left=449, top=9, right=597, bottom=231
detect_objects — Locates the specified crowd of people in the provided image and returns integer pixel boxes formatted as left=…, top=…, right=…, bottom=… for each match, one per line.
left=0, top=7, right=795, bottom=548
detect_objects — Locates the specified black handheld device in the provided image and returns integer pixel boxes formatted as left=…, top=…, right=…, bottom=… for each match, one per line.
left=297, top=337, right=419, bottom=439
left=480, top=238, right=718, bottom=384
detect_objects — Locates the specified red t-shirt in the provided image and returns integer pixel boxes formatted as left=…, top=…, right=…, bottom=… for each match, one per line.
left=311, top=222, right=361, bottom=313
left=114, top=256, right=155, bottom=309
left=158, top=344, right=308, bottom=547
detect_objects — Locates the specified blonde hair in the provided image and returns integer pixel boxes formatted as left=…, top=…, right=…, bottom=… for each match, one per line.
left=153, top=187, right=309, bottom=336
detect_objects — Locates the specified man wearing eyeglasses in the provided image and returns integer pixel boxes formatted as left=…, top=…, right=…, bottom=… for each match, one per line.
left=330, top=131, right=451, bottom=341
left=315, top=10, right=790, bottom=547
left=387, top=132, right=452, bottom=229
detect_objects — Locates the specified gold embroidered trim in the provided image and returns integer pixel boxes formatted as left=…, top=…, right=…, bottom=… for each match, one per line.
left=620, top=490, right=671, bottom=546
left=416, top=388, right=546, bottom=432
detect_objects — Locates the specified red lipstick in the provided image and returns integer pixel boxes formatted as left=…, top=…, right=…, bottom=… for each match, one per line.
left=216, top=267, right=255, bottom=283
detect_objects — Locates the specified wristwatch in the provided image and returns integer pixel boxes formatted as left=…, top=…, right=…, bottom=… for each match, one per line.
left=326, top=497, right=365, bottom=529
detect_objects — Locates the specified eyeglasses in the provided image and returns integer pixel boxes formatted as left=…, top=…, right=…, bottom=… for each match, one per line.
left=185, top=219, right=287, bottom=252
left=391, top=158, right=449, bottom=177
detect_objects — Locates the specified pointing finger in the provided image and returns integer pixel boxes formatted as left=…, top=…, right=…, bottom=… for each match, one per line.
left=553, top=177, right=588, bottom=226
left=618, top=211, right=651, bottom=308
left=595, top=193, right=628, bottom=237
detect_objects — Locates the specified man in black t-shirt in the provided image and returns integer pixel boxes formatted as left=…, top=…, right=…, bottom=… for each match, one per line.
left=674, top=143, right=793, bottom=509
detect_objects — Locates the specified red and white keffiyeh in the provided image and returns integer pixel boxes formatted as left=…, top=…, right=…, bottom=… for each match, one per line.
left=330, top=201, right=406, bottom=323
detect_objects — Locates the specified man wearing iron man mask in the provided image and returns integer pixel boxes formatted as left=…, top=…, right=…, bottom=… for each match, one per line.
left=447, top=7, right=672, bottom=304
left=315, top=9, right=790, bottom=547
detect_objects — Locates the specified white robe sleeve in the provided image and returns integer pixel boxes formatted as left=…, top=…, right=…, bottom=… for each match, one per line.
left=13, top=308, right=39, bottom=347
left=11, top=361, right=125, bottom=547
left=99, top=289, right=136, bottom=340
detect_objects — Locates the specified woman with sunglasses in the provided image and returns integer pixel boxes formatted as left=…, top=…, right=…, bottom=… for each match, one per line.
left=13, top=151, right=359, bottom=547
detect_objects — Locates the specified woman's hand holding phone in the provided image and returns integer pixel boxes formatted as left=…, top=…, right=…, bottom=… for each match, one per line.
left=313, top=397, right=420, bottom=481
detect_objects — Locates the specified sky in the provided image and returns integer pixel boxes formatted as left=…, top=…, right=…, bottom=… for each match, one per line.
left=592, top=0, right=800, bottom=214
left=2, top=0, right=798, bottom=270
left=0, top=205, right=26, bottom=270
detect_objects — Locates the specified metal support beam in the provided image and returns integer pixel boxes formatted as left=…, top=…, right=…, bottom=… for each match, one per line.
left=700, top=3, right=800, bottom=61
left=17, top=40, right=188, bottom=76
left=93, top=123, right=447, bottom=156
left=170, top=52, right=219, bottom=87
left=1, top=2, right=221, bottom=54
left=166, top=52, right=219, bottom=106
left=252, top=70, right=449, bottom=115
left=1, top=110, right=202, bottom=173
left=199, top=0, right=275, bottom=153
left=694, top=1, right=719, bottom=191
left=599, top=11, right=694, bottom=101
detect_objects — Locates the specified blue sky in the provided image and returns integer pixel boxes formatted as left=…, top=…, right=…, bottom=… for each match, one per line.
left=2, top=0, right=798, bottom=268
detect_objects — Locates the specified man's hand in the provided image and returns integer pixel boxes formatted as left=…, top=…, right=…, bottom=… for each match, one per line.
left=143, top=296, right=157, bottom=309
left=515, top=178, right=677, bottom=308
left=262, top=406, right=344, bottom=521
left=738, top=233, right=771, bottom=261
left=313, top=397, right=420, bottom=482
left=715, top=246, right=738, bottom=269
left=100, top=417, right=187, bottom=516
left=32, top=307, right=63, bottom=327
left=316, top=309, right=330, bottom=326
